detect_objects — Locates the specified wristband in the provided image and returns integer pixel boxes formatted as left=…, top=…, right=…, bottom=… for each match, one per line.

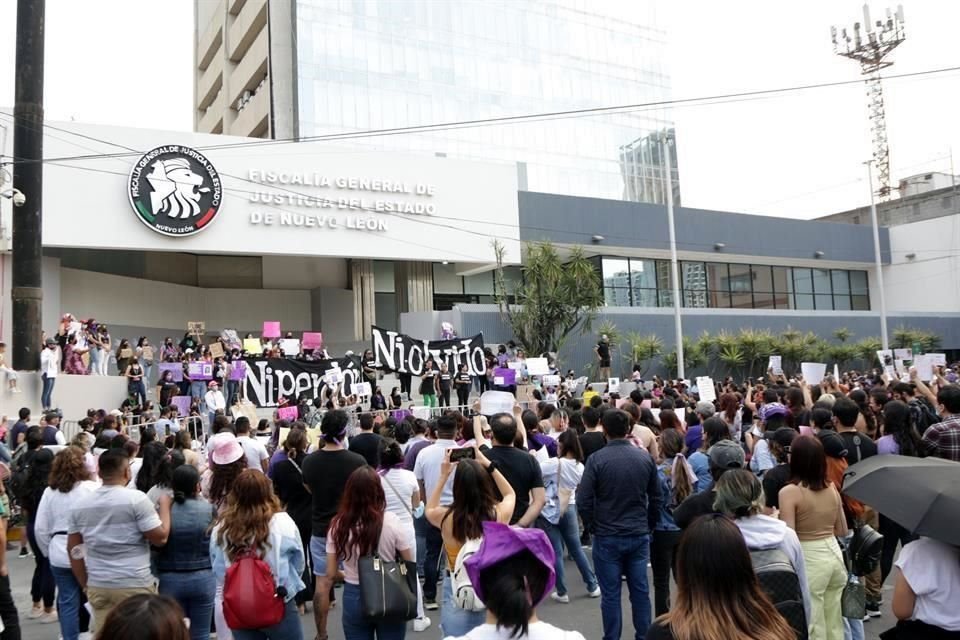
left=486, top=461, right=498, bottom=476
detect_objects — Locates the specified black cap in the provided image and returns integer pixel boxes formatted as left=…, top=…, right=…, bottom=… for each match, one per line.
left=764, top=427, right=798, bottom=449
left=817, top=430, right=849, bottom=459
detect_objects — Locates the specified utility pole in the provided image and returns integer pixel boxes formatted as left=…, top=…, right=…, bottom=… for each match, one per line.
left=661, top=131, right=684, bottom=380
left=865, top=160, right=889, bottom=350
left=831, top=5, right=906, bottom=201
left=12, top=0, right=45, bottom=371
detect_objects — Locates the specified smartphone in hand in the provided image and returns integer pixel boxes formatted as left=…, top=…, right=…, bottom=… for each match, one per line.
left=449, top=447, right=476, bottom=463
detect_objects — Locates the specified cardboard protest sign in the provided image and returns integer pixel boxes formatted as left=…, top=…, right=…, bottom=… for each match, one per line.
left=324, top=368, right=345, bottom=385
left=171, top=396, right=192, bottom=417
left=876, top=350, right=894, bottom=367
left=187, top=321, right=205, bottom=335
left=263, top=322, right=281, bottom=339
left=277, top=406, right=299, bottom=421
left=279, top=426, right=320, bottom=450
left=302, top=332, right=323, bottom=350
left=141, top=346, right=154, bottom=361
left=526, top=357, right=550, bottom=376
left=696, top=376, right=716, bottom=403
left=279, top=339, right=301, bottom=356
left=208, top=342, right=224, bottom=359
left=493, top=367, right=516, bottom=387
left=157, top=362, right=183, bottom=382
left=243, top=338, right=263, bottom=354
left=800, top=363, right=826, bottom=386
left=119, top=348, right=133, bottom=359
left=768, top=355, right=783, bottom=376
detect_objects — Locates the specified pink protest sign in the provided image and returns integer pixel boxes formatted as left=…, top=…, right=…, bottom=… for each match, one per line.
left=277, top=406, right=299, bottom=421
left=263, top=321, right=281, bottom=339
left=302, top=332, right=323, bottom=350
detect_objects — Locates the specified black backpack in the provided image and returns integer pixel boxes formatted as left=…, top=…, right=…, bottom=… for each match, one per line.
left=750, top=548, right=808, bottom=640
left=10, top=449, right=52, bottom=512
left=908, top=399, right=939, bottom=435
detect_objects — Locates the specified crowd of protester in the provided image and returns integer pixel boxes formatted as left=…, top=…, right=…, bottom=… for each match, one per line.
left=0, top=324, right=958, bottom=640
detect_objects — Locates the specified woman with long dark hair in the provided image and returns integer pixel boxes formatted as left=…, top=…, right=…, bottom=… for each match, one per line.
left=646, top=515, right=796, bottom=640
left=651, top=428, right=696, bottom=616
left=156, top=465, right=216, bottom=640
left=537, top=430, right=599, bottom=603
left=687, top=416, right=729, bottom=492
left=426, top=447, right=515, bottom=636
left=718, top=392, right=743, bottom=441
left=848, top=388, right=878, bottom=439
left=327, top=467, right=414, bottom=640
left=34, top=446, right=97, bottom=639
left=136, top=441, right=175, bottom=494
left=876, top=400, right=923, bottom=589
left=271, top=428, right=314, bottom=615
left=779, top=436, right=847, bottom=640
left=211, top=470, right=305, bottom=640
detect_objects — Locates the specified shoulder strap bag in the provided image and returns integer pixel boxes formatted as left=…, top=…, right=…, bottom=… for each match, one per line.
left=382, top=471, right=415, bottom=519
left=357, top=524, right=418, bottom=621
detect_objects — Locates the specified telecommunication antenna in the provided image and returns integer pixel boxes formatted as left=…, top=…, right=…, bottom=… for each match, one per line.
left=831, top=4, right=906, bottom=200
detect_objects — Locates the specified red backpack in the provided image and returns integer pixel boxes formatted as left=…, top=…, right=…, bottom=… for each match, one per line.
left=222, top=547, right=285, bottom=630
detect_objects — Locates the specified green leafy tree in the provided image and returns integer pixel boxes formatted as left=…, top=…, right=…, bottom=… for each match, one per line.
left=855, top=337, right=883, bottom=366
left=717, top=343, right=746, bottom=378
left=624, top=332, right=663, bottom=378
left=833, top=327, right=853, bottom=343
left=662, top=335, right=706, bottom=378
left=828, top=343, right=858, bottom=371
left=493, top=241, right=604, bottom=360
left=736, top=328, right=776, bottom=378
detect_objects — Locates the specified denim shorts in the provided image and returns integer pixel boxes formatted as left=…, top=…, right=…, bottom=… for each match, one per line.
left=310, top=536, right=328, bottom=577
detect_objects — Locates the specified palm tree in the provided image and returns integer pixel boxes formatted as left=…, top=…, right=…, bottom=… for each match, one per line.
left=624, top=332, right=663, bottom=378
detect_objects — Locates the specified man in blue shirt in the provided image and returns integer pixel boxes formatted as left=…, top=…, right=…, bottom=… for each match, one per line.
left=577, top=408, right=662, bottom=640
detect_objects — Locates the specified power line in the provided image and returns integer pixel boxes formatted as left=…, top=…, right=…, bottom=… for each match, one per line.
left=3, top=63, right=960, bottom=167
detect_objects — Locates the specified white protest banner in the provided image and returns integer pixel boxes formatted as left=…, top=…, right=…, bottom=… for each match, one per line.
left=608, top=377, right=620, bottom=393
left=894, top=359, right=906, bottom=375
left=768, top=355, right=783, bottom=376
left=893, top=348, right=913, bottom=362
left=876, top=350, right=894, bottom=367
left=526, top=357, right=550, bottom=376
left=913, top=355, right=935, bottom=382
left=800, top=362, right=826, bottom=386
left=507, top=361, right=523, bottom=371
left=696, top=376, right=716, bottom=403
left=352, top=382, right=372, bottom=397
left=543, top=375, right=561, bottom=387
left=279, top=339, right=301, bottom=356
left=930, top=353, right=947, bottom=367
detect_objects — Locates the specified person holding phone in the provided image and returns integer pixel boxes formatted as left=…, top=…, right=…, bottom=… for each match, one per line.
left=425, top=444, right=515, bottom=637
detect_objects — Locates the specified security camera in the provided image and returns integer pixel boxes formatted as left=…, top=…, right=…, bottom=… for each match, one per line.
left=12, top=189, right=25, bottom=207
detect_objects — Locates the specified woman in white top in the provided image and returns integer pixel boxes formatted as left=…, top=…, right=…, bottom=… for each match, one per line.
left=34, top=446, right=99, bottom=639
left=377, top=440, right=431, bottom=632
left=537, top=430, right=600, bottom=603
left=892, top=536, right=960, bottom=636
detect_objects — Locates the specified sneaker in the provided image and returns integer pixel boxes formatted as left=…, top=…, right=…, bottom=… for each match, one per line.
left=424, top=599, right=438, bottom=611
left=18, top=548, right=30, bottom=559
left=865, top=601, right=882, bottom=618
left=413, top=617, right=432, bottom=632
left=550, top=592, right=570, bottom=604
left=588, top=586, right=601, bottom=598
left=78, top=633, right=94, bottom=640
left=27, top=606, right=43, bottom=619
left=41, top=610, right=58, bottom=624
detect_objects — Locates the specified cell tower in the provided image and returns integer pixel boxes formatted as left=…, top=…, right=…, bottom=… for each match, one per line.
left=831, top=5, right=906, bottom=200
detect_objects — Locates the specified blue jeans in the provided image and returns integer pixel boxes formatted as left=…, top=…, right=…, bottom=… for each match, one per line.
left=539, top=506, right=598, bottom=597
left=341, top=582, right=407, bottom=640
left=51, top=565, right=86, bottom=640
left=129, top=381, right=147, bottom=407
left=844, top=616, right=865, bottom=640
left=414, top=515, right=427, bottom=575
left=593, top=533, right=652, bottom=640
left=41, top=374, right=55, bottom=410
left=159, top=570, right=216, bottom=640
left=232, top=599, right=303, bottom=640
left=440, top=573, right=485, bottom=637
left=142, top=361, right=154, bottom=386
left=190, top=380, right=206, bottom=400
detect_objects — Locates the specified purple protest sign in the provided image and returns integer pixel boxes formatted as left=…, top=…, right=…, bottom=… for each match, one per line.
left=228, top=361, right=247, bottom=381
left=171, top=396, right=192, bottom=417
left=188, top=362, right=213, bottom=380
left=493, top=367, right=516, bottom=386
left=157, top=362, right=183, bottom=382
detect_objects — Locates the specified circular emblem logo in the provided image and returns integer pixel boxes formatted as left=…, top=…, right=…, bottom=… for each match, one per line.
left=128, top=145, right=222, bottom=236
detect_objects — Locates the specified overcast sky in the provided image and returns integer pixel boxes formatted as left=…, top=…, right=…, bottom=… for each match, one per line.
left=0, top=0, right=958, bottom=220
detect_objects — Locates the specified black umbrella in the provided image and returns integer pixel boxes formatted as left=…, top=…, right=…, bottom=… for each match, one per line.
left=842, top=455, right=960, bottom=546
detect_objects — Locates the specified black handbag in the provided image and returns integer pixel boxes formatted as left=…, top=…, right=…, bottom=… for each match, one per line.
left=357, top=554, right=418, bottom=621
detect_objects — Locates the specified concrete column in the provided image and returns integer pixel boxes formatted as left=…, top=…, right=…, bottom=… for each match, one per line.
left=395, top=261, right=434, bottom=314
left=351, top=259, right=375, bottom=341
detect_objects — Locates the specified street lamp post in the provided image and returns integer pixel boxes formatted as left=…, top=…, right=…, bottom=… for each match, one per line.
left=661, top=133, right=684, bottom=379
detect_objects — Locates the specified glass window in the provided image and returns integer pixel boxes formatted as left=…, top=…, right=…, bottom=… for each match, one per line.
left=812, top=269, right=832, bottom=294
left=656, top=260, right=672, bottom=292
left=752, top=265, right=774, bottom=292
left=632, top=288, right=658, bottom=307
left=658, top=288, right=674, bottom=308
left=373, top=260, right=395, bottom=293
left=850, top=271, right=869, bottom=295
left=754, top=292, right=776, bottom=309
left=710, top=290, right=733, bottom=308
left=500, top=266, right=523, bottom=295
left=681, top=262, right=706, bottom=291
left=730, top=292, right=752, bottom=309
left=852, top=295, right=870, bottom=310
left=705, top=263, right=729, bottom=292
left=602, top=258, right=631, bottom=289
left=772, top=267, right=790, bottom=294
left=727, top=263, right=751, bottom=294
left=605, top=287, right=631, bottom=307
left=795, top=293, right=814, bottom=310
left=683, top=290, right=708, bottom=308
left=464, top=271, right=494, bottom=295
left=815, top=294, right=833, bottom=310
left=432, top=263, right=462, bottom=294
left=831, top=270, right=850, bottom=295
left=793, top=268, right=813, bottom=294
left=629, top=258, right=657, bottom=289
left=833, top=295, right=851, bottom=310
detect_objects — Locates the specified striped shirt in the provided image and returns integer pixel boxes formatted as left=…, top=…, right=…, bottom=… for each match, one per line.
left=67, top=485, right=162, bottom=588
